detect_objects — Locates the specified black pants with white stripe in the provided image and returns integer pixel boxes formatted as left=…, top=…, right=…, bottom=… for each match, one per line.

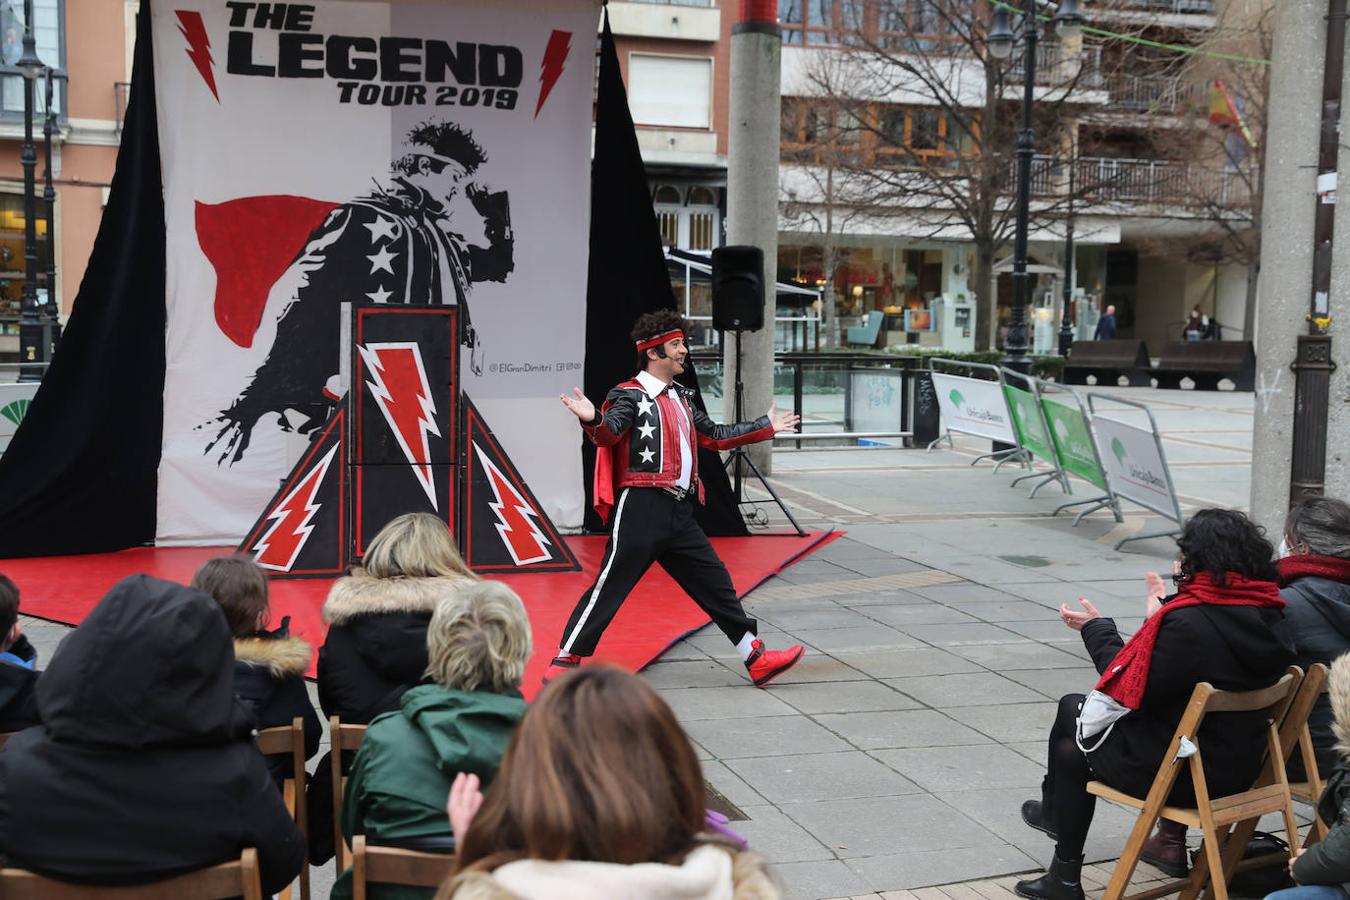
left=560, top=487, right=758, bottom=657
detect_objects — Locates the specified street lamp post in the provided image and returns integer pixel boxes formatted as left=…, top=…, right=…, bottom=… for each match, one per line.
left=987, top=0, right=1083, bottom=373
left=1059, top=159, right=1075, bottom=356
left=42, top=67, right=61, bottom=342
left=14, top=0, right=43, bottom=383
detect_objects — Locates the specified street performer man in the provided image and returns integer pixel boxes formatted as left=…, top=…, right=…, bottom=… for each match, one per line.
left=546, top=310, right=806, bottom=687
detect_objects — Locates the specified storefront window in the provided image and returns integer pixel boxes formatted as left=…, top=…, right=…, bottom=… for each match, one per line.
left=0, top=193, right=49, bottom=335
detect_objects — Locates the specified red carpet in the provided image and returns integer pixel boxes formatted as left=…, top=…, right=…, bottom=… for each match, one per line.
left=2, top=531, right=838, bottom=699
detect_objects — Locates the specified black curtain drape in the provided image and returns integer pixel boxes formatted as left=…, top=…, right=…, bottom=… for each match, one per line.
left=0, top=0, right=165, bottom=557
left=583, top=14, right=747, bottom=536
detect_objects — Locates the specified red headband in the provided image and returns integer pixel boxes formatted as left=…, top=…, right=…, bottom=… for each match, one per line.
left=636, top=329, right=684, bottom=352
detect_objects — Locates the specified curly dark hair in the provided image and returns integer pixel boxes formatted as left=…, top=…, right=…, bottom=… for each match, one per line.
left=631, top=309, right=690, bottom=369
left=1174, top=508, right=1278, bottom=587
left=393, top=120, right=487, bottom=176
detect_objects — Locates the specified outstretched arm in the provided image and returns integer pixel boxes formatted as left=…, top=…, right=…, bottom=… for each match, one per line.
left=768, top=403, right=801, bottom=434
left=690, top=400, right=783, bottom=451
left=563, top=387, right=635, bottom=447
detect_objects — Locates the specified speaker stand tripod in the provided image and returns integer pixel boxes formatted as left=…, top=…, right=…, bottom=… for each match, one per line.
left=723, top=328, right=806, bottom=537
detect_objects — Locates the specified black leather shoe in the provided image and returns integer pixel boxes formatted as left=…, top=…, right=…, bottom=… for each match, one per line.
left=1021, top=800, right=1059, bottom=840
left=1015, top=854, right=1086, bottom=900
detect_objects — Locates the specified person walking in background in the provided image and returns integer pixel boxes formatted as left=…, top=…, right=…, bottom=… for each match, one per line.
left=1094, top=304, right=1117, bottom=340
left=439, top=665, right=780, bottom=899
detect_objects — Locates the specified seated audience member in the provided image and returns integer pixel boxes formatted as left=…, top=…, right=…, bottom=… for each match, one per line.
left=439, top=665, right=779, bottom=900
left=309, top=512, right=477, bottom=862
left=1141, top=497, right=1350, bottom=876
left=1016, top=509, right=1295, bottom=900
left=191, top=555, right=321, bottom=788
left=0, top=574, right=39, bottom=732
left=1267, top=653, right=1350, bottom=900
left=0, top=575, right=304, bottom=893
left=332, top=580, right=530, bottom=900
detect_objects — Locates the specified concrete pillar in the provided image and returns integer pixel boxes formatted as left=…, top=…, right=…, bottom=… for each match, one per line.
left=725, top=1, right=781, bottom=474
left=1249, top=0, right=1326, bottom=536
left=1323, top=15, right=1350, bottom=503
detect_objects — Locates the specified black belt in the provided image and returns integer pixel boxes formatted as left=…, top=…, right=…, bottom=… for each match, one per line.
left=662, top=481, right=696, bottom=501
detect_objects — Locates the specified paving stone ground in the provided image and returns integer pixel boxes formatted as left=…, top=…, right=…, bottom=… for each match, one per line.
left=14, top=386, right=1291, bottom=899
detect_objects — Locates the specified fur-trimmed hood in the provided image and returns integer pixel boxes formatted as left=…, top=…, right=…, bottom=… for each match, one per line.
left=438, top=845, right=780, bottom=900
left=234, top=635, right=312, bottom=679
left=322, top=571, right=473, bottom=625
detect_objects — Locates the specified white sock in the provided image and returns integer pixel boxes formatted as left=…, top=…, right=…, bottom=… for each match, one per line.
left=735, top=632, right=758, bottom=661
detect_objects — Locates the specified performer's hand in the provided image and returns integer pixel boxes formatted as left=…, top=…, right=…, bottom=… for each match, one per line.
left=1059, top=598, right=1101, bottom=632
left=448, top=772, right=484, bottom=848
left=560, top=387, right=596, bottom=423
left=768, top=403, right=800, bottom=434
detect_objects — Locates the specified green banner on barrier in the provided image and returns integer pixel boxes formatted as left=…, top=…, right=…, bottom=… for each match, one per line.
left=1003, top=384, right=1053, bottom=462
left=1040, top=397, right=1107, bottom=490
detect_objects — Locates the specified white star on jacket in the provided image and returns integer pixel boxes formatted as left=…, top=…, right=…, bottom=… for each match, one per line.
left=368, top=246, right=396, bottom=275
left=639, top=448, right=655, bottom=464
left=365, top=284, right=392, bottom=304
left=636, top=396, right=654, bottom=419
left=364, top=216, right=399, bottom=243
left=637, top=422, right=656, bottom=441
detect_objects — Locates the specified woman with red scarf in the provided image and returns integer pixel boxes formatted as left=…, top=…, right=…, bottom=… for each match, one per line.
left=1138, top=498, right=1350, bottom=877
left=1014, top=509, right=1296, bottom=900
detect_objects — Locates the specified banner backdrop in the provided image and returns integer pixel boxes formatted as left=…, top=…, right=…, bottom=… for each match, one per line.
left=930, top=372, right=1016, bottom=444
left=152, top=0, right=597, bottom=542
left=1090, top=414, right=1177, bottom=519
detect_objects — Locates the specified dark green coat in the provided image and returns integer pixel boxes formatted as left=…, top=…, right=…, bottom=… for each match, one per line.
left=332, top=684, right=527, bottom=900
left=1293, top=761, right=1350, bottom=896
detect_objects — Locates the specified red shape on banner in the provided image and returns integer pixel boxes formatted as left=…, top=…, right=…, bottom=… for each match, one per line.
left=174, top=11, right=220, bottom=103
left=536, top=30, right=572, bottom=118
left=254, top=441, right=339, bottom=571
left=476, top=443, right=552, bottom=565
left=196, top=195, right=338, bottom=348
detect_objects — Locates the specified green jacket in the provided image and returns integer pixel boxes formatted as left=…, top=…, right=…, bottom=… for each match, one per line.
left=1293, top=760, right=1350, bottom=897
left=332, top=684, right=527, bottom=900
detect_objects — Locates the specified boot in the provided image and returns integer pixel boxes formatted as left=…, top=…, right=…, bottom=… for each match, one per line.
left=745, top=640, right=805, bottom=687
left=1015, top=854, right=1086, bottom=900
left=1140, top=819, right=1189, bottom=878
left=1021, top=799, right=1058, bottom=840
left=541, top=654, right=581, bottom=686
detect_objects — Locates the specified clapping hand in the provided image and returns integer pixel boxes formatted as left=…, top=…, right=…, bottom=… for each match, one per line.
left=768, top=403, right=801, bottom=434
left=559, top=388, right=596, bottom=423
left=1145, top=571, right=1167, bottom=618
left=447, top=772, right=484, bottom=848
left=1059, top=598, right=1102, bottom=632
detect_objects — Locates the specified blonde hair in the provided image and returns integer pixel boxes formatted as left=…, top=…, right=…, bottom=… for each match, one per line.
left=426, top=581, right=532, bottom=693
left=363, top=513, right=475, bottom=581
left=1331, top=655, right=1350, bottom=760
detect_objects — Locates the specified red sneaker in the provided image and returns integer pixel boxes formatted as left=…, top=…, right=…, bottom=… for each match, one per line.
left=744, top=640, right=805, bottom=687
left=541, top=654, right=581, bottom=686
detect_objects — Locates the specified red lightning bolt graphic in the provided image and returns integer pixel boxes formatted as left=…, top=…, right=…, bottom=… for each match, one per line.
left=535, top=30, right=571, bottom=119
left=254, top=443, right=339, bottom=571
left=360, top=343, right=440, bottom=509
left=175, top=11, right=219, bottom=103
left=473, top=443, right=551, bottom=566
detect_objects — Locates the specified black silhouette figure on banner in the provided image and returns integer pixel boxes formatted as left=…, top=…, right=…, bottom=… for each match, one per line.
left=204, top=120, right=514, bottom=465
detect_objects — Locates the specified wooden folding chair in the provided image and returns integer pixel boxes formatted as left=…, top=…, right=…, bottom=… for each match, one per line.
left=350, top=835, right=456, bottom=900
left=1088, top=670, right=1300, bottom=900
left=330, top=716, right=369, bottom=877
left=0, top=847, right=263, bottom=899
left=1285, top=663, right=1331, bottom=844
left=256, top=716, right=310, bottom=900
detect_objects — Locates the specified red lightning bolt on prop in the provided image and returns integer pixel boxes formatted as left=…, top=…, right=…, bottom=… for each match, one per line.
left=254, top=443, right=339, bottom=571
left=175, top=11, right=219, bottom=103
left=473, top=443, right=551, bottom=566
left=360, top=343, right=441, bottom=509
left=535, top=29, right=571, bottom=119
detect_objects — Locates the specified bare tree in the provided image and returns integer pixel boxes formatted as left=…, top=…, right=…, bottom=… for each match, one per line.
left=783, top=0, right=1122, bottom=351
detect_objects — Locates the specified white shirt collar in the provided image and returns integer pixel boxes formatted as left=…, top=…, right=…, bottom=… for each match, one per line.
left=635, top=370, right=671, bottom=400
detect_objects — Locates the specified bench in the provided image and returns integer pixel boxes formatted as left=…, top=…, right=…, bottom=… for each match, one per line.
left=1063, top=339, right=1151, bottom=387
left=846, top=312, right=884, bottom=348
left=1151, top=340, right=1255, bottom=391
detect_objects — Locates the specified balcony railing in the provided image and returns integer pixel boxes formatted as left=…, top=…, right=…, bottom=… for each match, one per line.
left=621, top=0, right=713, bottom=5
left=1093, top=0, right=1214, bottom=12
left=1104, top=75, right=1209, bottom=114
left=1008, top=43, right=1105, bottom=88
left=1007, top=155, right=1252, bottom=209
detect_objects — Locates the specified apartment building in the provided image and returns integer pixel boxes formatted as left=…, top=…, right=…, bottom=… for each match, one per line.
left=0, top=0, right=128, bottom=346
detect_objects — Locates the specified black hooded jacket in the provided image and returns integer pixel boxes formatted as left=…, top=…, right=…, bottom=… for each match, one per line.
left=1282, top=574, right=1350, bottom=777
left=0, top=634, right=40, bottom=732
left=1080, top=601, right=1296, bottom=801
left=233, top=623, right=322, bottom=788
left=0, top=576, right=305, bottom=893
